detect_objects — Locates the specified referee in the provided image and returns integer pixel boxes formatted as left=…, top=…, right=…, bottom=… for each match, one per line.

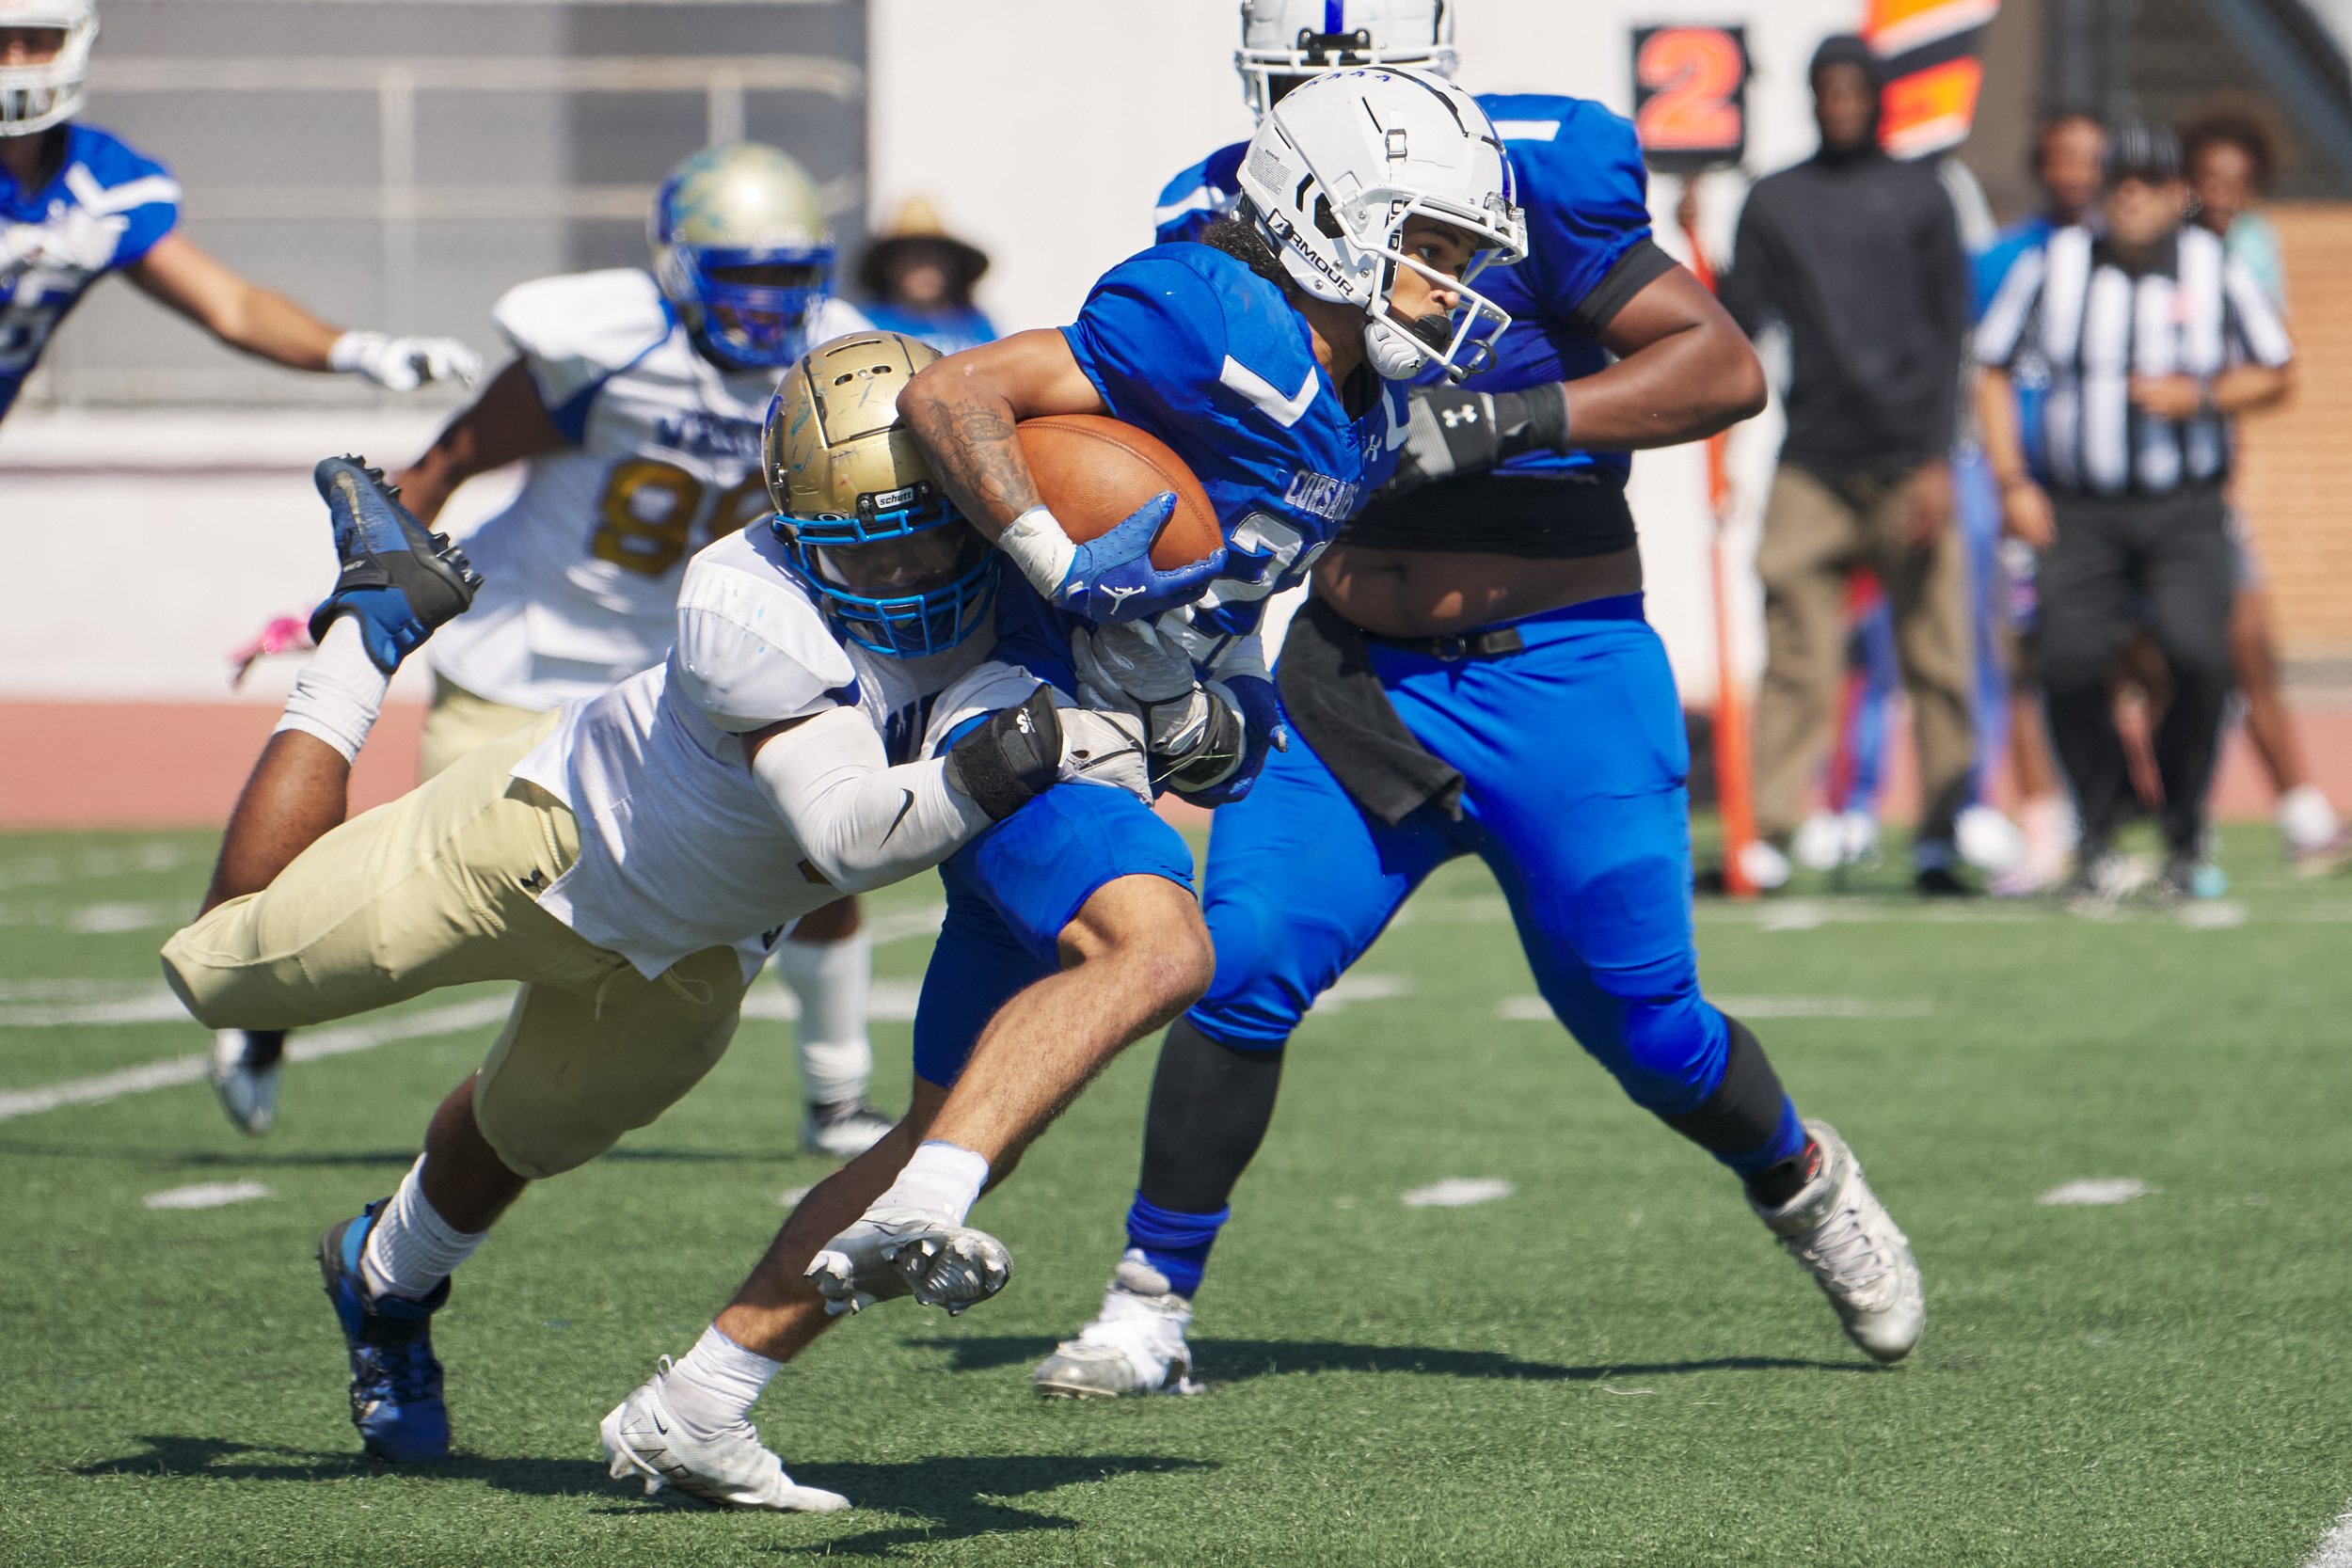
left=1977, top=121, right=2295, bottom=903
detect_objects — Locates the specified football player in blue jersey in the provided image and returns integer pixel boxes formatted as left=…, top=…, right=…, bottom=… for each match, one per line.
left=583, top=66, right=1527, bottom=1511
left=1030, top=1, right=1928, bottom=1401
left=0, top=0, right=475, bottom=425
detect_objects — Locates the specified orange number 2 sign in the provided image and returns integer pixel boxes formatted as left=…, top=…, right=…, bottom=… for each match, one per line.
left=1632, top=25, right=1749, bottom=170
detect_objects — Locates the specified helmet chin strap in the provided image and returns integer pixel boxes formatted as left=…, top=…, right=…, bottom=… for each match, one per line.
left=1361, top=317, right=1433, bottom=382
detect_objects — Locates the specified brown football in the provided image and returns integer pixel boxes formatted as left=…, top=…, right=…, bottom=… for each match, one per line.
left=1015, top=414, right=1223, bottom=570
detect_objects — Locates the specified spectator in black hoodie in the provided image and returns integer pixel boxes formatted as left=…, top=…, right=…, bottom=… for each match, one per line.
left=1722, top=35, right=1976, bottom=895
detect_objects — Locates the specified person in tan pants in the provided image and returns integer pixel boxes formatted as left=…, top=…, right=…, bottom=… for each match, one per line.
left=1718, top=35, right=1977, bottom=893
left=1749, top=466, right=1978, bottom=890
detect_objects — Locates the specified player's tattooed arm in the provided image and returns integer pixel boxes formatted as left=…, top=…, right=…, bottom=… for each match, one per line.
left=391, top=358, right=567, bottom=524
left=898, top=328, right=1104, bottom=539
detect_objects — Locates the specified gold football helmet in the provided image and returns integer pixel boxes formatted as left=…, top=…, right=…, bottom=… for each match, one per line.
left=651, top=143, right=833, bottom=367
left=762, top=330, right=993, bottom=657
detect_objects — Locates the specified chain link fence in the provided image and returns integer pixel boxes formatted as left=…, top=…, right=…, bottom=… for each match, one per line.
left=21, top=0, right=866, bottom=410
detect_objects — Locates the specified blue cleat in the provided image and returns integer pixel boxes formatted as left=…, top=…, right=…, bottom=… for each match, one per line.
left=319, top=1201, right=451, bottom=1463
left=309, top=455, right=484, bottom=673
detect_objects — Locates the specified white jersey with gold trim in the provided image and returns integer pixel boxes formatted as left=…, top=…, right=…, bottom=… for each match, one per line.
left=512, top=524, right=993, bottom=980
left=428, top=267, right=869, bottom=711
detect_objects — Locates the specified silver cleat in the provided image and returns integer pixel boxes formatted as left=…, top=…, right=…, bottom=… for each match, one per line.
left=1034, top=1255, right=1202, bottom=1399
left=1752, top=1119, right=1925, bottom=1364
left=804, top=1206, right=1011, bottom=1317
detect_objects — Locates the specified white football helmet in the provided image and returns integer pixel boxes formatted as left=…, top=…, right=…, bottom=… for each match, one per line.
left=1236, top=65, right=1523, bottom=383
left=0, top=0, right=97, bottom=137
left=1236, top=0, right=1455, bottom=119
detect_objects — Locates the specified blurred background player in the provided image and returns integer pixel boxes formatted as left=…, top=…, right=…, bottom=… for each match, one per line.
left=1721, top=35, right=1978, bottom=896
left=1979, top=122, right=2295, bottom=908
left=855, top=196, right=997, bottom=356
left=209, top=144, right=898, bottom=1160
left=0, top=0, right=477, bottom=426
left=2182, top=102, right=2346, bottom=873
left=1034, top=9, right=1922, bottom=1404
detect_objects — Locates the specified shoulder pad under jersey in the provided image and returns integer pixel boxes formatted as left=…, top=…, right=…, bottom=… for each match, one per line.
left=669, top=525, right=857, bottom=734
left=492, top=268, right=675, bottom=420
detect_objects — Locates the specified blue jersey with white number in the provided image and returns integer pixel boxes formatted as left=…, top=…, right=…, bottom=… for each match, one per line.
left=0, top=125, right=182, bottom=422
left=1061, top=242, right=1407, bottom=653
left=1154, top=92, right=1654, bottom=492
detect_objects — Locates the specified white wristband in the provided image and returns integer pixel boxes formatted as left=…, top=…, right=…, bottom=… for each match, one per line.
left=326, top=329, right=381, bottom=376
left=997, top=506, right=1080, bottom=595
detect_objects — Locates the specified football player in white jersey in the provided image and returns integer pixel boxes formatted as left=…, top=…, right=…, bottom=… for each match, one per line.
left=1, top=0, right=476, bottom=423
left=161, top=334, right=1148, bottom=1477
left=209, top=144, right=896, bottom=1164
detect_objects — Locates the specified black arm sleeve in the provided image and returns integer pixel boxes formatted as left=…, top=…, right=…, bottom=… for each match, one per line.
left=1568, top=238, right=1679, bottom=337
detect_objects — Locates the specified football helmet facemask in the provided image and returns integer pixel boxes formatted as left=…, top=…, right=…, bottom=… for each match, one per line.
left=763, top=330, right=993, bottom=659
left=1235, top=0, right=1455, bottom=119
left=1236, top=65, right=1524, bottom=383
left=652, top=143, right=834, bottom=369
left=0, top=0, right=97, bottom=137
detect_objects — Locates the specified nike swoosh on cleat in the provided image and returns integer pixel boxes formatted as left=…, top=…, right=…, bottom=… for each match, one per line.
left=881, top=789, right=917, bottom=845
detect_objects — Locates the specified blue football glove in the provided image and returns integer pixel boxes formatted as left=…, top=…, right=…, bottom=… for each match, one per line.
left=1174, top=673, right=1286, bottom=808
left=1036, top=493, right=1228, bottom=625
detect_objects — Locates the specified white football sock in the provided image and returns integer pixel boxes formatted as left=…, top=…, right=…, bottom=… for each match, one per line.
left=2278, top=784, right=2341, bottom=853
left=274, top=615, right=390, bottom=764
left=772, top=931, right=873, bottom=1106
left=660, top=1323, right=784, bottom=1443
left=360, top=1156, right=485, bottom=1301
left=876, top=1140, right=989, bottom=1226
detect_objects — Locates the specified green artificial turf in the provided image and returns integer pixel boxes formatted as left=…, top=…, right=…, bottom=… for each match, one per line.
left=2, top=827, right=2348, bottom=1566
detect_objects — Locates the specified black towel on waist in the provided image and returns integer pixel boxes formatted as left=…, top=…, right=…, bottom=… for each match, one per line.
left=1276, top=594, right=1465, bottom=825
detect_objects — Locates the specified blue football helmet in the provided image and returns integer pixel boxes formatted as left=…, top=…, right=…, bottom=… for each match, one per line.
left=762, top=331, right=993, bottom=658
left=651, top=143, right=834, bottom=369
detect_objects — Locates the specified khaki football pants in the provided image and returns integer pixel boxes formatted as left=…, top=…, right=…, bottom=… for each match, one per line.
left=417, top=672, right=542, bottom=782
left=160, top=715, right=750, bottom=1179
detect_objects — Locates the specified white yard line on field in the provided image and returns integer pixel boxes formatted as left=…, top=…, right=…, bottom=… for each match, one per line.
left=0, top=998, right=509, bottom=1122
left=2303, top=1503, right=2352, bottom=1568
left=145, top=1180, right=271, bottom=1211
left=2039, top=1179, right=2153, bottom=1207
left=1401, top=1178, right=1514, bottom=1209
left=1496, top=993, right=1935, bottom=1023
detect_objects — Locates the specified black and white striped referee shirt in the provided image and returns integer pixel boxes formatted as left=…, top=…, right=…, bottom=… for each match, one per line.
left=1975, top=224, right=2293, bottom=495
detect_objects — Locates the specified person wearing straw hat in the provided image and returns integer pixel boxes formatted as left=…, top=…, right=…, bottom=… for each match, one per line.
left=857, top=196, right=997, bottom=356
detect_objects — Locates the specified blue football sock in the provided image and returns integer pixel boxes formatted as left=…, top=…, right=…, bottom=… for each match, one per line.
left=1123, top=1194, right=1230, bottom=1298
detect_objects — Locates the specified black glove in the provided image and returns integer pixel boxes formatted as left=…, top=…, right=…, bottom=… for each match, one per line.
left=1387, top=382, right=1570, bottom=499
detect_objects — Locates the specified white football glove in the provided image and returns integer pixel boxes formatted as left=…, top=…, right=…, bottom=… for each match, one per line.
left=1073, top=621, right=1215, bottom=769
left=329, top=329, right=483, bottom=391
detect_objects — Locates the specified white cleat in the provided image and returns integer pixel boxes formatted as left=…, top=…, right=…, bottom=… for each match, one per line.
left=599, top=1361, right=849, bottom=1513
left=1033, top=1254, right=1202, bottom=1399
left=1751, top=1120, right=1924, bottom=1364
left=209, top=1029, right=282, bottom=1135
left=800, top=1100, right=896, bottom=1161
left=804, top=1206, right=1011, bottom=1317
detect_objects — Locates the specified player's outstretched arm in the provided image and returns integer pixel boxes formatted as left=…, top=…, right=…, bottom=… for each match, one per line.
left=391, top=358, right=568, bottom=525
left=126, top=231, right=480, bottom=390
left=900, top=332, right=1222, bottom=622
